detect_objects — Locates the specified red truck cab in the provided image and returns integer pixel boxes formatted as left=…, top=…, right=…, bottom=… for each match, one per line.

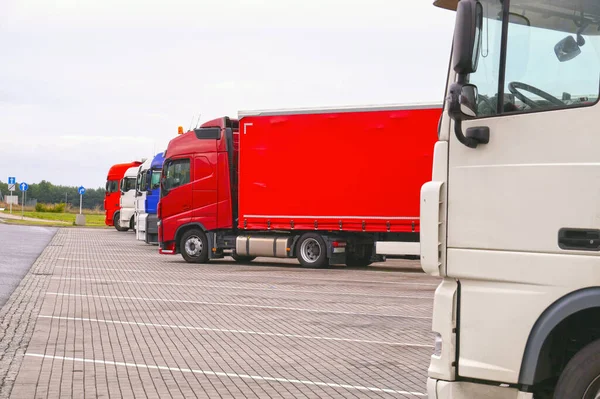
left=104, top=161, right=142, bottom=230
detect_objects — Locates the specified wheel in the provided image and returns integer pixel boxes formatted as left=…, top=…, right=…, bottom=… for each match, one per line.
left=554, top=338, right=600, bottom=398
left=296, top=233, right=329, bottom=268
left=180, top=229, right=209, bottom=263
left=346, top=246, right=373, bottom=267
left=113, top=212, right=128, bottom=232
left=231, top=252, right=256, bottom=263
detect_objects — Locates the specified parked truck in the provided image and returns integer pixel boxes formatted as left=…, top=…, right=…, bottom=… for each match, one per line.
left=422, top=1, right=600, bottom=398
left=118, top=165, right=142, bottom=231
left=134, top=158, right=152, bottom=241
left=158, top=104, right=441, bottom=267
left=104, top=161, right=142, bottom=230
left=142, top=151, right=165, bottom=244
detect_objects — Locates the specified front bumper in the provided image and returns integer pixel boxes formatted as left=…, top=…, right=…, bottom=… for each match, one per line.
left=427, top=379, right=532, bottom=399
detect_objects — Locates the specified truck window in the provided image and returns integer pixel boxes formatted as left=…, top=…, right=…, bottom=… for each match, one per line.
left=138, top=171, right=148, bottom=192
left=468, top=0, right=600, bottom=117
left=122, top=177, right=136, bottom=192
left=105, top=180, right=119, bottom=193
left=150, top=169, right=161, bottom=190
left=164, top=159, right=190, bottom=191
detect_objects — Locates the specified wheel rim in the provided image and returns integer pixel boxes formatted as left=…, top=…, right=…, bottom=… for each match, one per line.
left=300, top=238, right=321, bottom=263
left=583, top=374, right=600, bottom=399
left=184, top=236, right=203, bottom=257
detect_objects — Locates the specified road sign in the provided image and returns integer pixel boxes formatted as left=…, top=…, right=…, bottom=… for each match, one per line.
left=19, top=182, right=28, bottom=191
left=6, top=196, right=18, bottom=205
left=8, top=177, right=15, bottom=185
left=8, top=184, right=15, bottom=192
left=78, top=186, right=86, bottom=195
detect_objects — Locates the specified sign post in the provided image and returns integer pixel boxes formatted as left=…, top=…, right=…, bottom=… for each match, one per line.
left=76, top=186, right=86, bottom=226
left=8, top=177, right=15, bottom=214
left=19, top=182, right=28, bottom=219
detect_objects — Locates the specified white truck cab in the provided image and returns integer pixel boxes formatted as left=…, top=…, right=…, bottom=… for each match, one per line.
left=135, top=158, right=151, bottom=241
left=119, top=165, right=140, bottom=231
left=422, top=1, right=600, bottom=398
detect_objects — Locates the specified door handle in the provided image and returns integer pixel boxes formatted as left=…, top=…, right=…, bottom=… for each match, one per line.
left=182, top=204, right=191, bottom=211
left=558, top=228, right=600, bottom=251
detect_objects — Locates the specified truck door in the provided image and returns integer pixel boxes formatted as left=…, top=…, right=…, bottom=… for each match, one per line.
left=161, top=158, right=193, bottom=227
left=446, top=0, right=600, bottom=383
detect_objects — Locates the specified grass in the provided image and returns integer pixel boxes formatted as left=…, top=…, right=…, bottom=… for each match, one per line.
left=2, top=209, right=108, bottom=227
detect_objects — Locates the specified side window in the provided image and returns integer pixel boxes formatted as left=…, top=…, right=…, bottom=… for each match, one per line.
left=151, top=169, right=161, bottom=190
left=139, top=171, right=148, bottom=192
left=164, top=159, right=190, bottom=191
left=469, top=0, right=600, bottom=117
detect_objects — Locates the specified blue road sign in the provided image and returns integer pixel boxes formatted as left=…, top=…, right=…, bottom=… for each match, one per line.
left=19, top=182, right=28, bottom=191
left=78, top=186, right=86, bottom=195
left=8, top=177, right=15, bottom=185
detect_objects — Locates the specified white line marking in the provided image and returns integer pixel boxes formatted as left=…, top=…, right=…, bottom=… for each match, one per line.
left=45, top=293, right=432, bottom=319
left=243, top=214, right=419, bottom=220
left=51, top=277, right=433, bottom=300
left=53, top=267, right=438, bottom=286
left=38, top=316, right=433, bottom=348
left=25, top=353, right=426, bottom=396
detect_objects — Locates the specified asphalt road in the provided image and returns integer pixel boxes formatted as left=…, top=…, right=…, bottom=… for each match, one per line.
left=0, top=223, right=57, bottom=308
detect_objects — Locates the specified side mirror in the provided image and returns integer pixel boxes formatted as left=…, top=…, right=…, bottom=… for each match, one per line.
left=452, top=0, right=483, bottom=75
left=555, top=36, right=581, bottom=62
left=449, top=83, right=479, bottom=120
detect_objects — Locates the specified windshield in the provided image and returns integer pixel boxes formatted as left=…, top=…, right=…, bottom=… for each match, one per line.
left=150, top=169, right=161, bottom=190
left=105, top=180, right=119, bottom=194
left=468, top=0, right=600, bottom=116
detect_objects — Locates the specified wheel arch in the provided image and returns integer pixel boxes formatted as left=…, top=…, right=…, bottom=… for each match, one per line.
left=519, top=287, right=600, bottom=386
left=174, top=223, right=208, bottom=252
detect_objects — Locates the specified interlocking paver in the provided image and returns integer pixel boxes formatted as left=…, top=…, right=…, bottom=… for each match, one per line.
left=1, top=228, right=441, bottom=398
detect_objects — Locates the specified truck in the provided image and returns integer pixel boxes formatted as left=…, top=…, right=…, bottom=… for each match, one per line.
left=158, top=104, right=442, bottom=267
left=422, top=1, right=600, bottom=398
left=118, top=165, right=142, bottom=232
left=104, top=161, right=142, bottom=231
left=134, top=158, right=152, bottom=241
left=141, top=151, right=165, bottom=245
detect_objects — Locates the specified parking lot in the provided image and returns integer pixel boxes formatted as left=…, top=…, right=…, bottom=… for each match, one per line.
left=0, top=227, right=440, bottom=398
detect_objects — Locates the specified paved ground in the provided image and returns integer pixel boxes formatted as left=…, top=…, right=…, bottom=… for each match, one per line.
left=0, top=224, right=57, bottom=307
left=0, top=228, right=440, bottom=398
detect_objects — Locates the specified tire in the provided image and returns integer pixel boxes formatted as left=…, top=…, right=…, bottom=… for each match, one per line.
left=130, top=216, right=136, bottom=232
left=296, top=233, right=329, bottom=268
left=231, top=252, right=256, bottom=263
left=554, top=338, right=600, bottom=398
left=180, top=228, right=209, bottom=264
left=113, top=212, right=128, bottom=232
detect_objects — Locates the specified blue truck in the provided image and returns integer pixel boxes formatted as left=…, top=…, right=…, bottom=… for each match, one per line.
left=144, top=152, right=164, bottom=245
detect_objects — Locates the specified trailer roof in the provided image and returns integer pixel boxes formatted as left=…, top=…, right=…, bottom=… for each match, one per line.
left=238, top=102, right=443, bottom=117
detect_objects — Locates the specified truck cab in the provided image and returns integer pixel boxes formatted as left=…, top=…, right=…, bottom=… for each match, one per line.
left=422, top=1, right=600, bottom=398
left=104, top=161, right=142, bottom=230
left=144, top=151, right=164, bottom=245
left=134, top=158, right=152, bottom=241
left=118, top=165, right=141, bottom=231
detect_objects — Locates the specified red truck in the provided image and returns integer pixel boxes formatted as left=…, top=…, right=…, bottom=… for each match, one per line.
left=104, top=161, right=142, bottom=231
left=158, top=104, right=441, bottom=267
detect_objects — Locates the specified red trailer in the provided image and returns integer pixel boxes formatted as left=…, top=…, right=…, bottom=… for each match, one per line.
left=158, top=103, right=441, bottom=268
left=104, top=161, right=142, bottom=230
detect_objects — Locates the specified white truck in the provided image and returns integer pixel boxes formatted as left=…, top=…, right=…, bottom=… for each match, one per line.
left=119, top=165, right=140, bottom=231
left=134, top=158, right=151, bottom=241
left=422, top=1, right=600, bottom=398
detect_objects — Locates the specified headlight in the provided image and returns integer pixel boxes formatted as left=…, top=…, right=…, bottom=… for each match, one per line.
left=434, top=332, right=443, bottom=357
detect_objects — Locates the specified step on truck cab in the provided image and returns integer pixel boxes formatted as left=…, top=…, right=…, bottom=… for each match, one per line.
left=135, top=158, right=152, bottom=241
left=159, top=105, right=441, bottom=267
left=144, top=151, right=165, bottom=245
left=422, top=1, right=600, bottom=398
left=118, top=165, right=142, bottom=231
left=104, top=161, right=142, bottom=230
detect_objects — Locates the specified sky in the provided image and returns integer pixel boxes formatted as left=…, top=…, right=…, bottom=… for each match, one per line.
left=0, top=0, right=455, bottom=189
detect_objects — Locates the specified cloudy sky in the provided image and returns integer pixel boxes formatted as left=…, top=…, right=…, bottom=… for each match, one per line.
left=0, top=0, right=455, bottom=189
